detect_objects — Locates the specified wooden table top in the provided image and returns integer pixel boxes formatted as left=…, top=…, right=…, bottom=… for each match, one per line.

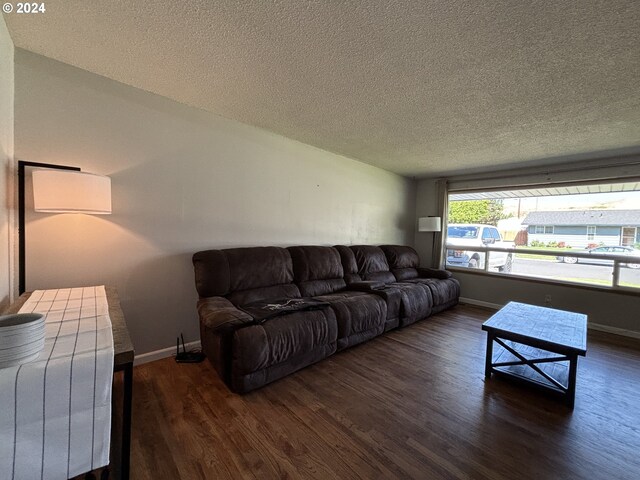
left=5, top=286, right=134, bottom=367
left=482, top=301, right=587, bottom=355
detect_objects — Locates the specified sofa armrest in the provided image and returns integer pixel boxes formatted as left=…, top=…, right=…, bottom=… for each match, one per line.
left=197, top=296, right=253, bottom=333
left=197, top=297, right=253, bottom=386
left=417, top=267, right=452, bottom=280
left=347, top=280, right=386, bottom=291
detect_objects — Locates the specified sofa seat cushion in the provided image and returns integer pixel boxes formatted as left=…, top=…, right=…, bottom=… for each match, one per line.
left=405, top=278, right=460, bottom=307
left=227, top=284, right=301, bottom=306
left=231, top=307, right=337, bottom=392
left=392, top=283, right=434, bottom=326
left=239, top=297, right=330, bottom=323
left=368, top=287, right=402, bottom=323
left=296, top=278, right=347, bottom=297
left=314, top=290, right=368, bottom=301
left=314, top=292, right=387, bottom=350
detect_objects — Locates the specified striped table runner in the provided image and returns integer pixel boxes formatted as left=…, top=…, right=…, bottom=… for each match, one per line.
left=0, top=286, right=114, bottom=480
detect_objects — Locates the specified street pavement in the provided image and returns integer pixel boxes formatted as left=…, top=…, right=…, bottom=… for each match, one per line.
left=509, top=258, right=640, bottom=286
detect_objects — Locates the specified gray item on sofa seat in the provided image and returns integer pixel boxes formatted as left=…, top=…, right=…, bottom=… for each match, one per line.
left=239, top=297, right=330, bottom=323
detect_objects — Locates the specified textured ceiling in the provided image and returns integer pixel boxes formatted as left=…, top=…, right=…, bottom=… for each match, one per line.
left=4, top=1, right=640, bottom=177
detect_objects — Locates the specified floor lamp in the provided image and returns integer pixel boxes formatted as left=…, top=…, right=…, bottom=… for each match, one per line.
left=418, top=216, right=442, bottom=267
left=18, top=161, right=112, bottom=294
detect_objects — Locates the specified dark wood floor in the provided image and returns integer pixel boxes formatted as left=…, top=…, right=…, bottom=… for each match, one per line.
left=121, top=305, right=640, bottom=480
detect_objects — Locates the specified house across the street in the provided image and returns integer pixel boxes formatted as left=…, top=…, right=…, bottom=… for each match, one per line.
left=523, top=210, right=640, bottom=248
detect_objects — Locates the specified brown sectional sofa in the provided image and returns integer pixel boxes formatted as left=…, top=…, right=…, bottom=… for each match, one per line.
left=193, top=244, right=460, bottom=393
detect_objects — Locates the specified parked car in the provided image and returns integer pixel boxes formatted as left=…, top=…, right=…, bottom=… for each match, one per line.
left=557, top=246, right=640, bottom=269
left=446, top=224, right=514, bottom=272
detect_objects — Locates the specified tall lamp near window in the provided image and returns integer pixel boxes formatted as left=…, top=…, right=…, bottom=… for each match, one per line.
left=17, top=161, right=112, bottom=294
left=418, top=216, right=441, bottom=234
left=418, top=216, right=443, bottom=267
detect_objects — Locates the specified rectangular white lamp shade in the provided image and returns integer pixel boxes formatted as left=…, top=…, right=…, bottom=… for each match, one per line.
left=32, top=170, right=112, bottom=214
left=418, top=216, right=441, bottom=232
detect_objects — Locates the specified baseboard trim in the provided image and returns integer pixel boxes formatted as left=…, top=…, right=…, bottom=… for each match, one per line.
left=134, top=340, right=202, bottom=366
left=588, top=323, right=640, bottom=340
left=459, top=297, right=640, bottom=340
left=459, top=297, right=502, bottom=310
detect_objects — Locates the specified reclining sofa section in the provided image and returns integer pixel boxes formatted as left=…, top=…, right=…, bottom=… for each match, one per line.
left=193, top=245, right=460, bottom=393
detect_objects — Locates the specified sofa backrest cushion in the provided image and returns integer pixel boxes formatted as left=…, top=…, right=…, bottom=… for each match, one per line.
left=380, top=245, right=421, bottom=281
left=349, top=245, right=396, bottom=284
left=193, top=249, right=231, bottom=298
left=193, top=247, right=300, bottom=303
left=287, top=246, right=346, bottom=296
left=225, top=247, right=294, bottom=291
left=333, top=245, right=362, bottom=284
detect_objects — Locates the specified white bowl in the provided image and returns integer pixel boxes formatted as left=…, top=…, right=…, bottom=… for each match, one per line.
left=0, top=350, right=43, bottom=369
left=0, top=312, right=44, bottom=326
left=0, top=313, right=45, bottom=369
left=0, top=329, right=45, bottom=347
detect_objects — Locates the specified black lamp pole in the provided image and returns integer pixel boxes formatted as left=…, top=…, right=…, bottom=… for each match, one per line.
left=17, top=160, right=81, bottom=294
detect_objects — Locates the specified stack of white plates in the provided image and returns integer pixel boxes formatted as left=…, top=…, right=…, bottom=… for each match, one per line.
left=0, top=313, right=45, bottom=369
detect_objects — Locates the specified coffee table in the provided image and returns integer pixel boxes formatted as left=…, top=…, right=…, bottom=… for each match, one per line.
left=482, top=302, right=587, bottom=407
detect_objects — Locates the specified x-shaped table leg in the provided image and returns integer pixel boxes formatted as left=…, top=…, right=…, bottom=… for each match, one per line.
left=492, top=337, right=568, bottom=391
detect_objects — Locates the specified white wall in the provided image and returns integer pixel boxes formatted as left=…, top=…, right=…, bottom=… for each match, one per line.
left=0, top=17, right=13, bottom=311
left=415, top=160, right=640, bottom=334
left=453, top=272, right=640, bottom=334
left=14, top=49, right=416, bottom=355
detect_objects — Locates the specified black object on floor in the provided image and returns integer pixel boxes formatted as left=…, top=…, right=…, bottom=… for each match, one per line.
left=175, top=334, right=206, bottom=363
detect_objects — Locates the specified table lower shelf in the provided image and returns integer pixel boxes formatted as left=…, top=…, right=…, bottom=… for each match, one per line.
left=492, top=341, right=569, bottom=393
left=485, top=335, right=580, bottom=406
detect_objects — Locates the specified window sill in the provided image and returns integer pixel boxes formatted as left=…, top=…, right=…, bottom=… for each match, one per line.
left=447, top=267, right=640, bottom=297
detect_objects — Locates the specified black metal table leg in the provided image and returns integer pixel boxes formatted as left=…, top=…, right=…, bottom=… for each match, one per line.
left=485, top=331, right=494, bottom=378
left=566, top=354, right=578, bottom=408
